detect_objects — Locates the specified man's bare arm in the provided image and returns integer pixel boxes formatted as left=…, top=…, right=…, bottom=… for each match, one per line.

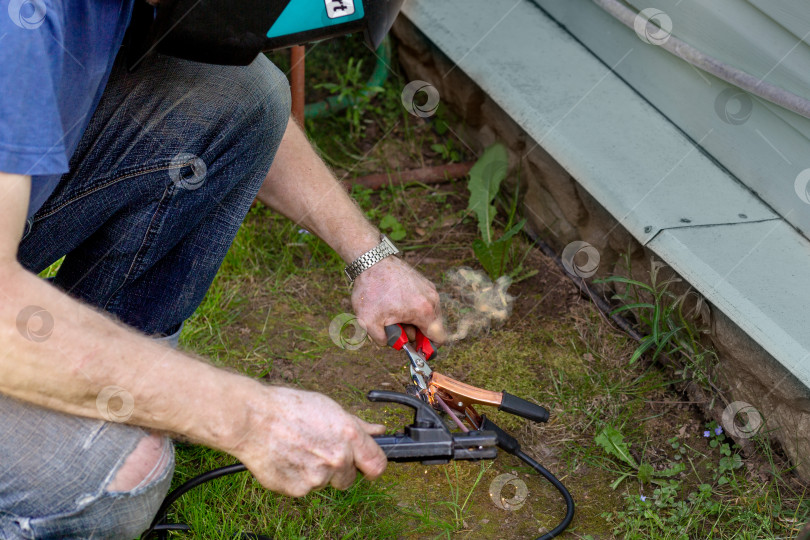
left=257, top=120, right=445, bottom=344
left=0, top=172, right=386, bottom=496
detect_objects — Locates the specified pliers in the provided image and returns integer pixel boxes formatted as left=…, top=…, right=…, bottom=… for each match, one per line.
left=384, top=324, right=549, bottom=431
left=384, top=323, right=436, bottom=394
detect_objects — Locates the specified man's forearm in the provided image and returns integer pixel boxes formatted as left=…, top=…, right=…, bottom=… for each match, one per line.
left=255, top=119, right=445, bottom=345
left=0, top=172, right=387, bottom=496
left=256, top=118, right=379, bottom=262
left=0, top=260, right=257, bottom=452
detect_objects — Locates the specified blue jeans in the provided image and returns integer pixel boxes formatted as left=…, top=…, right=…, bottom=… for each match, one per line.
left=2, top=49, right=290, bottom=539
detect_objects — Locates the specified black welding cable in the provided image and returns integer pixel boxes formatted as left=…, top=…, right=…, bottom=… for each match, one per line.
left=143, top=463, right=247, bottom=539
left=146, top=453, right=574, bottom=540
left=515, top=449, right=575, bottom=540
left=481, top=415, right=574, bottom=539
left=145, top=440, right=575, bottom=539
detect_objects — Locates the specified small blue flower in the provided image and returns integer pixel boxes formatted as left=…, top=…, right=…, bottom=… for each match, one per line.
left=298, top=228, right=310, bottom=235
left=640, top=495, right=647, bottom=502
left=703, top=430, right=710, bottom=437
left=715, top=426, right=723, bottom=435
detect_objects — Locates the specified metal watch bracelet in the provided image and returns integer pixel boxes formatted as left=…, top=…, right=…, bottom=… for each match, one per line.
left=344, top=235, right=400, bottom=282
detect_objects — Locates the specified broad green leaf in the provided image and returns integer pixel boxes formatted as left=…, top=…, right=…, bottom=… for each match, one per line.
left=380, top=214, right=406, bottom=240
left=638, top=463, right=654, bottom=484
left=472, top=220, right=526, bottom=279
left=595, top=426, right=638, bottom=469
left=467, top=143, right=509, bottom=245
left=380, top=214, right=399, bottom=229
left=473, top=238, right=507, bottom=280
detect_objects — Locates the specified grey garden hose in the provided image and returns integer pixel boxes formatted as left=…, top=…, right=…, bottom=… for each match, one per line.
left=592, top=0, right=810, bottom=120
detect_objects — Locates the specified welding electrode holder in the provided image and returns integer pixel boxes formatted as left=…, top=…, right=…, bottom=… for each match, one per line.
left=368, top=390, right=497, bottom=464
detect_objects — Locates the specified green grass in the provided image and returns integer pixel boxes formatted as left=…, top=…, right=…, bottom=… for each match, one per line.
left=598, top=428, right=810, bottom=539
left=168, top=445, right=426, bottom=539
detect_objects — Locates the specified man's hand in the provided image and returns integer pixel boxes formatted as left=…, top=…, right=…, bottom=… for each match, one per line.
left=232, top=386, right=387, bottom=496
left=351, top=256, right=446, bottom=346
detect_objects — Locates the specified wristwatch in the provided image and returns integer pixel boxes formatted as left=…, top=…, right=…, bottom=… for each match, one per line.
left=344, top=235, right=400, bottom=282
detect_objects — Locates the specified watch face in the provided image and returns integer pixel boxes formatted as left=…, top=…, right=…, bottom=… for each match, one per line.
left=381, top=235, right=400, bottom=254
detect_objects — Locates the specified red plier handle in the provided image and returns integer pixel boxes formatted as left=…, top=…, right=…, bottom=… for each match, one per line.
left=384, top=323, right=437, bottom=361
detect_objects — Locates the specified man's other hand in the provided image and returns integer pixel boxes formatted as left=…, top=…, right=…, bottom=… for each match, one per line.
left=232, top=386, right=387, bottom=497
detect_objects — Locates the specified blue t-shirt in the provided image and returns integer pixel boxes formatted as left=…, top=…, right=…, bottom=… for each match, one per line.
left=0, top=0, right=135, bottom=218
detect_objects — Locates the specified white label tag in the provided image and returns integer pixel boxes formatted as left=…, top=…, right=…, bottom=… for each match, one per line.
left=325, top=0, right=355, bottom=19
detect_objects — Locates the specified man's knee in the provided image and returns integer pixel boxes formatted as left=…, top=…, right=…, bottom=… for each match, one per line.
left=15, top=442, right=175, bottom=540
left=0, top=395, right=175, bottom=539
left=175, top=54, right=291, bottom=188
left=195, top=54, right=291, bottom=158
left=223, top=55, right=292, bottom=177
left=241, top=54, right=292, bottom=133
left=51, top=433, right=175, bottom=539
left=107, top=432, right=173, bottom=493
left=117, top=52, right=290, bottom=167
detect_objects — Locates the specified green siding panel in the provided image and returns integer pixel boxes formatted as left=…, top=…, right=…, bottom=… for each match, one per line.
left=649, top=221, right=810, bottom=389
left=533, top=0, right=810, bottom=241
left=622, top=0, right=810, bottom=101
left=746, top=0, right=810, bottom=48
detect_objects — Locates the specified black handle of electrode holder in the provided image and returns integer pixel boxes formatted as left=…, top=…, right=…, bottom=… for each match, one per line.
left=480, top=415, right=520, bottom=454
left=499, top=392, right=550, bottom=424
